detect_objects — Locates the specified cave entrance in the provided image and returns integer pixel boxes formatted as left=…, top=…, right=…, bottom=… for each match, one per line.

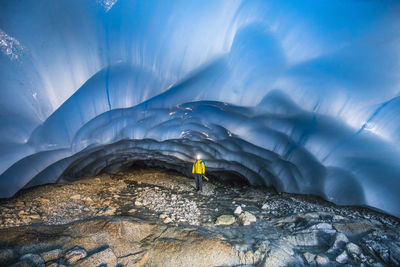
left=126, top=160, right=250, bottom=187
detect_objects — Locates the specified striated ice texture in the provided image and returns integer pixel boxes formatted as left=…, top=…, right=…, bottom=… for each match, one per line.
left=1, top=0, right=400, bottom=217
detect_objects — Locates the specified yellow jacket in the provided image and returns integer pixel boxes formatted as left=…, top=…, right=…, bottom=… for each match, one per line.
left=192, top=160, right=205, bottom=174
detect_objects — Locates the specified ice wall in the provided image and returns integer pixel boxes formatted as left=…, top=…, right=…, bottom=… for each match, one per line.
left=1, top=0, right=400, bottom=217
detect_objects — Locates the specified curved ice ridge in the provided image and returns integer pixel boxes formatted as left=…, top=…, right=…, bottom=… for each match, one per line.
left=1, top=0, right=400, bottom=217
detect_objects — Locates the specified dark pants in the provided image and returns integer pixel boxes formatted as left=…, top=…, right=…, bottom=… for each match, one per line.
left=194, top=173, right=203, bottom=191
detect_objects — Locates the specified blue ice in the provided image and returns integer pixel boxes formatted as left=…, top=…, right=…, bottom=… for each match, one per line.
left=1, top=0, right=400, bottom=217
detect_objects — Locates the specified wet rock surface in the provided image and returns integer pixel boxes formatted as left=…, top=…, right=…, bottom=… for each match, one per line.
left=0, top=169, right=399, bottom=266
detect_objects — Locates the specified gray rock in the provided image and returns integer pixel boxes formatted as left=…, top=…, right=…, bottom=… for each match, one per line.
left=64, top=247, right=87, bottom=264
left=315, top=254, right=329, bottom=265
left=40, top=249, right=62, bottom=262
left=233, top=206, right=242, bottom=216
left=262, top=246, right=298, bottom=267
left=346, top=242, right=362, bottom=256
left=75, top=248, right=117, bottom=267
left=20, top=254, right=44, bottom=266
left=309, top=222, right=333, bottom=231
left=333, top=222, right=374, bottom=238
left=303, top=252, right=316, bottom=264
left=329, top=232, right=349, bottom=252
left=346, top=242, right=367, bottom=262
left=237, top=212, right=256, bottom=226
left=336, top=250, right=349, bottom=264
left=215, top=215, right=235, bottom=226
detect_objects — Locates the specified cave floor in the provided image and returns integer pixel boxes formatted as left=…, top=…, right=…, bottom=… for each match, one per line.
left=0, top=169, right=399, bottom=266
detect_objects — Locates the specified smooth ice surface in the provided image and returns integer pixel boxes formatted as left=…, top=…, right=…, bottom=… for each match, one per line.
left=1, top=0, right=400, bottom=217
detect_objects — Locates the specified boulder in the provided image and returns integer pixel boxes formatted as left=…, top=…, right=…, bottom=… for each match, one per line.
left=215, top=215, right=235, bottom=226
left=315, top=254, right=329, bottom=265
left=137, top=230, right=240, bottom=267
left=328, top=232, right=349, bottom=254
left=346, top=242, right=362, bottom=256
left=303, top=252, right=316, bottom=264
left=64, top=247, right=87, bottom=264
left=336, top=250, right=349, bottom=264
left=333, top=222, right=374, bottom=238
left=40, top=249, right=62, bottom=262
left=346, top=242, right=367, bottom=262
left=262, top=247, right=298, bottom=267
left=285, top=231, right=332, bottom=247
left=75, top=248, right=117, bottom=267
left=237, top=212, right=256, bottom=226
left=20, top=253, right=44, bottom=266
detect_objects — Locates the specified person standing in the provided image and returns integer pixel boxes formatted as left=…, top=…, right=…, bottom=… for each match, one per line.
left=192, top=155, right=205, bottom=193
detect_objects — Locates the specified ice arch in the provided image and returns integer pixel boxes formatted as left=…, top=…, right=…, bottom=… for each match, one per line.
left=1, top=0, right=400, bottom=217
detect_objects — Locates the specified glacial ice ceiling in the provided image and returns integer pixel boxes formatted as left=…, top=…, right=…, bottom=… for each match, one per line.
left=1, top=0, right=400, bottom=217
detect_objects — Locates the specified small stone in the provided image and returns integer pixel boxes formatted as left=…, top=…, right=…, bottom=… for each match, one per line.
left=241, top=204, right=246, bottom=208
left=303, top=252, right=316, bottom=264
left=102, top=206, right=116, bottom=215
left=261, top=203, right=268, bottom=210
left=215, top=215, right=235, bottom=226
left=40, top=248, right=62, bottom=262
left=83, top=197, right=93, bottom=203
left=128, top=209, right=136, bottom=213
left=22, top=214, right=41, bottom=220
left=237, top=212, right=256, bottom=226
left=70, top=194, right=81, bottom=200
left=233, top=206, right=242, bottom=216
left=135, top=200, right=143, bottom=206
left=64, top=247, right=87, bottom=264
left=159, top=214, right=168, bottom=219
left=336, top=250, right=349, bottom=264
left=333, top=215, right=346, bottom=220
left=20, top=253, right=44, bottom=266
left=137, top=181, right=142, bottom=185
left=315, top=255, right=329, bottom=265
left=102, top=200, right=111, bottom=205
left=163, top=217, right=173, bottom=224
left=37, top=198, right=50, bottom=204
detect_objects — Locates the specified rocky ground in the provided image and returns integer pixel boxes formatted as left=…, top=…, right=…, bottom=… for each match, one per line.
left=0, top=169, right=399, bottom=266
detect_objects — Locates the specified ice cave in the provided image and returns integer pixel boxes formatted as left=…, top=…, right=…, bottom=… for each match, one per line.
left=1, top=1, right=400, bottom=266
